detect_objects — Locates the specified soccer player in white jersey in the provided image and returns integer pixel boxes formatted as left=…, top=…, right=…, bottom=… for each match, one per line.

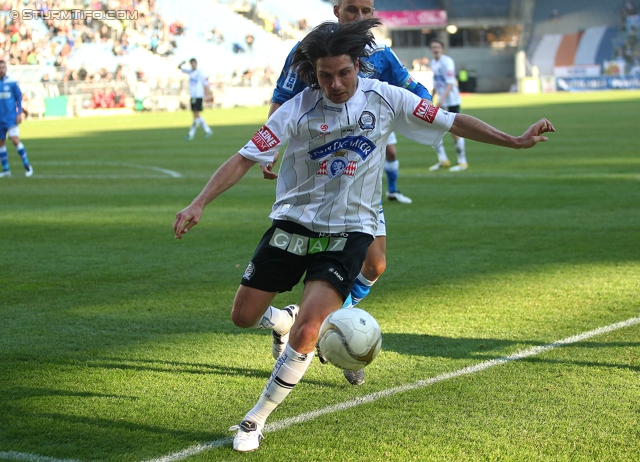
left=266, top=0, right=423, bottom=204
left=178, top=58, right=213, bottom=140
left=264, top=0, right=432, bottom=386
left=428, top=38, right=468, bottom=172
left=173, top=19, right=555, bottom=452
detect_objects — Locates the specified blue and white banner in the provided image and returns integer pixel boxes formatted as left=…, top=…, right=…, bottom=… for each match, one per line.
left=556, top=76, right=640, bottom=91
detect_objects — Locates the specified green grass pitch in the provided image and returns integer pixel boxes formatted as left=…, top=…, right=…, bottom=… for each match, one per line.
left=1, top=90, right=639, bottom=461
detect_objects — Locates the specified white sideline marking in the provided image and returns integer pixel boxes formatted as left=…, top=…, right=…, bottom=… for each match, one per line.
left=0, top=452, right=81, bottom=462
left=32, top=161, right=182, bottom=178
left=146, top=315, right=640, bottom=462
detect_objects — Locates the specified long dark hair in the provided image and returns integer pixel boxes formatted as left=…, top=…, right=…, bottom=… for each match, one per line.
left=291, top=18, right=381, bottom=89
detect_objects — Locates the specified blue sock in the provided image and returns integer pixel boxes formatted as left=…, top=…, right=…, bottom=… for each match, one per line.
left=385, top=159, right=399, bottom=193
left=0, top=146, right=8, bottom=171
left=16, top=143, right=29, bottom=168
left=341, top=294, right=353, bottom=309
left=350, top=273, right=376, bottom=306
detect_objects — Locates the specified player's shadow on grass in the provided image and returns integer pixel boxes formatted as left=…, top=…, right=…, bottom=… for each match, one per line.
left=381, top=333, right=640, bottom=371
left=73, top=357, right=330, bottom=386
left=2, top=387, right=138, bottom=401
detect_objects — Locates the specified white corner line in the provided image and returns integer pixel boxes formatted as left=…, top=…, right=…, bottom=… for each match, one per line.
left=145, top=315, right=640, bottom=462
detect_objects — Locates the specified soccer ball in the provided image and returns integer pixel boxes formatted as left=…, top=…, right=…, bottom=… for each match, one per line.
left=318, top=307, right=382, bottom=371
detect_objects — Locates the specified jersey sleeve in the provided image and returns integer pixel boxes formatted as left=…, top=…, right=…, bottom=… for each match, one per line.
left=378, top=47, right=432, bottom=101
left=271, top=42, right=309, bottom=105
left=12, top=82, right=22, bottom=114
left=444, top=57, right=457, bottom=85
left=391, top=89, right=455, bottom=147
left=239, top=96, right=300, bottom=166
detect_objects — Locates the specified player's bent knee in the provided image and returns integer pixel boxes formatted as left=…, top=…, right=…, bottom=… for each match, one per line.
left=290, top=321, right=324, bottom=352
left=363, top=256, right=386, bottom=280
left=230, top=309, right=254, bottom=328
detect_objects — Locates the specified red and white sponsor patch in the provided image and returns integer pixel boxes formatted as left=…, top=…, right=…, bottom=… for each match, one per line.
left=320, top=123, right=329, bottom=132
left=251, top=126, right=280, bottom=152
left=412, top=99, right=439, bottom=124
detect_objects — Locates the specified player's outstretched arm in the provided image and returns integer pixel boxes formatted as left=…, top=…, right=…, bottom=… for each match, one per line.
left=173, top=153, right=256, bottom=239
left=449, top=114, right=555, bottom=149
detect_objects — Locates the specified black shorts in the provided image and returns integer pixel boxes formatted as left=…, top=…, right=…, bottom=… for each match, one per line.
left=240, top=220, right=373, bottom=300
left=444, top=105, right=460, bottom=113
left=190, top=98, right=203, bottom=112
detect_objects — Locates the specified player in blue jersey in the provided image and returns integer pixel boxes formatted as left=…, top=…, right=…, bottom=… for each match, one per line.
left=262, top=0, right=431, bottom=386
left=0, top=60, right=33, bottom=178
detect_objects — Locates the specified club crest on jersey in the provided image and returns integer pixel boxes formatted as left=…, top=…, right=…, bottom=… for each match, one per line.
left=251, top=125, right=280, bottom=152
left=317, top=158, right=357, bottom=178
left=326, top=157, right=349, bottom=179
left=413, top=99, right=439, bottom=124
left=358, top=111, right=376, bottom=130
left=308, top=135, right=376, bottom=161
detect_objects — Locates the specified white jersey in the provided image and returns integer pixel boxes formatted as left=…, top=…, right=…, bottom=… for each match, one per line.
left=430, top=54, right=461, bottom=108
left=181, top=67, right=208, bottom=98
left=239, top=77, right=455, bottom=236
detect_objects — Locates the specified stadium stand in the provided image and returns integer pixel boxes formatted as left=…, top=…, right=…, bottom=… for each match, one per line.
left=527, top=0, right=636, bottom=76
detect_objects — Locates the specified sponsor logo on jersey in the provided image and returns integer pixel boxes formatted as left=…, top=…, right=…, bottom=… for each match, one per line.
left=0, top=91, right=11, bottom=100
left=323, top=104, right=342, bottom=113
left=308, top=135, right=375, bottom=161
left=320, top=124, right=329, bottom=132
left=358, top=111, right=376, bottom=130
left=251, top=125, right=280, bottom=152
left=413, top=99, right=439, bottom=124
left=243, top=261, right=255, bottom=280
left=328, top=267, right=344, bottom=281
left=284, top=69, right=298, bottom=91
left=269, top=228, right=347, bottom=255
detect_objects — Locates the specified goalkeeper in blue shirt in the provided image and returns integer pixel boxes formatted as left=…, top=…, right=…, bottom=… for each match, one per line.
left=0, top=60, right=33, bottom=178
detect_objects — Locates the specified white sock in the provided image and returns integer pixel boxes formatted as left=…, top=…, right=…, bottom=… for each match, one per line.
left=455, top=138, right=466, bottom=164
left=384, top=159, right=399, bottom=173
left=434, top=143, right=448, bottom=162
left=244, top=344, right=314, bottom=428
left=188, top=122, right=197, bottom=137
left=198, top=117, right=212, bottom=133
left=252, top=306, right=290, bottom=335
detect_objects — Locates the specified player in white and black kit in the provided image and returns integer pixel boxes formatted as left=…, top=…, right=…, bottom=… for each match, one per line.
left=428, top=39, right=468, bottom=172
left=173, top=20, right=555, bottom=452
left=178, top=58, right=213, bottom=140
